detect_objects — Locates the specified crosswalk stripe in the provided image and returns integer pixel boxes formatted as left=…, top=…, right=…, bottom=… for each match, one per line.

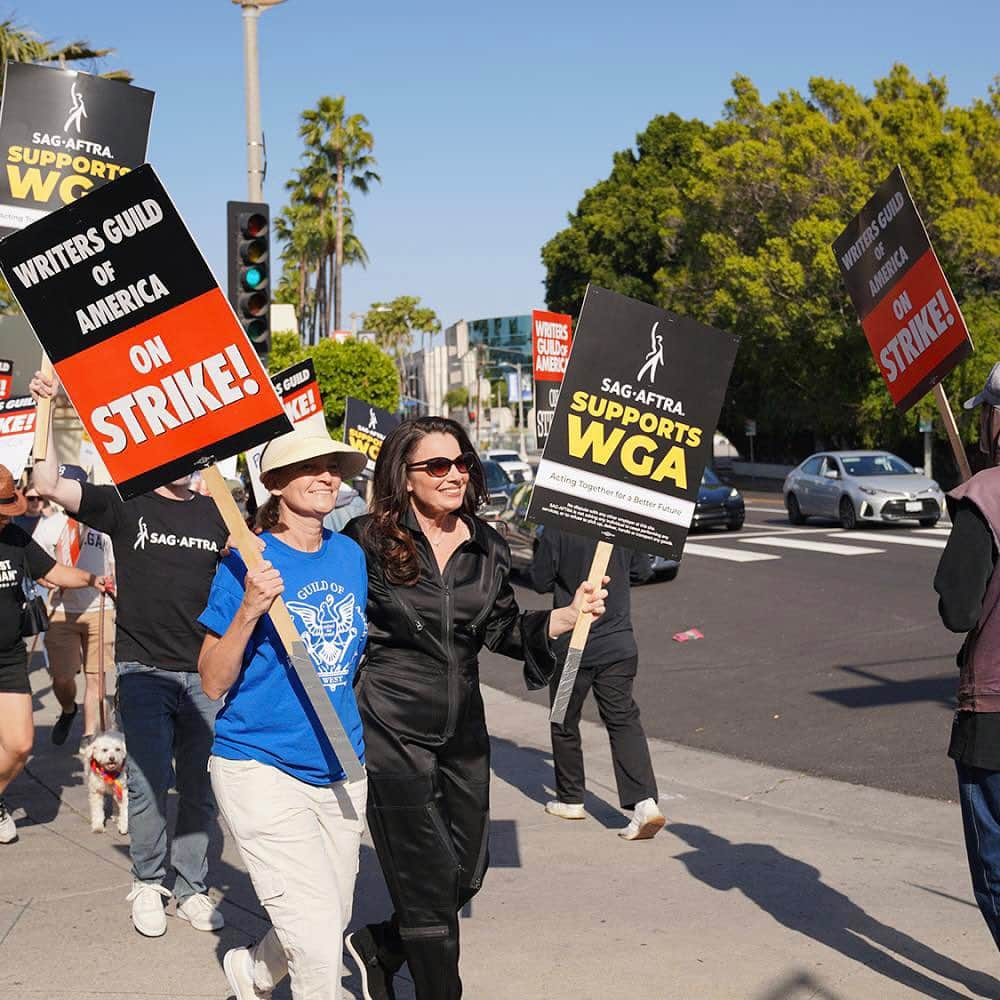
left=740, top=537, right=884, bottom=556
left=830, top=531, right=946, bottom=549
left=683, top=543, right=780, bottom=563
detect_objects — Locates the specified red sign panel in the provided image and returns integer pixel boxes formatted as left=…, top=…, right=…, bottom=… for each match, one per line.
left=532, top=309, right=573, bottom=448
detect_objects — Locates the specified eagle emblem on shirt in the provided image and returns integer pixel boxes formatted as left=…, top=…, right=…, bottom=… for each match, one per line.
left=286, top=593, right=361, bottom=689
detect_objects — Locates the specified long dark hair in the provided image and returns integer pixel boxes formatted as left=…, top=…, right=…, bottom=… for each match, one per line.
left=362, top=416, right=487, bottom=586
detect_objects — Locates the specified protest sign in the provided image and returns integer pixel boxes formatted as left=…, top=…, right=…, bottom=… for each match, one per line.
left=343, top=396, right=400, bottom=473
left=0, top=360, right=12, bottom=401
left=833, top=166, right=973, bottom=412
left=0, top=164, right=291, bottom=499
left=247, top=359, right=327, bottom=505
left=532, top=309, right=572, bottom=448
left=528, top=286, right=738, bottom=722
left=528, top=286, right=738, bottom=561
left=0, top=395, right=36, bottom=478
left=0, top=62, right=154, bottom=237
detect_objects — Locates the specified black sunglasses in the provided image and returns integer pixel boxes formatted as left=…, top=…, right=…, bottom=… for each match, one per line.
left=406, top=451, right=476, bottom=478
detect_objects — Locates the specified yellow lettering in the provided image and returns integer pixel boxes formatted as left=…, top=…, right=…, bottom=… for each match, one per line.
left=686, top=427, right=703, bottom=448
left=651, top=447, right=688, bottom=489
left=59, top=174, right=93, bottom=204
left=570, top=390, right=589, bottom=412
left=567, top=414, right=625, bottom=465
left=620, top=434, right=656, bottom=476
left=6, top=166, right=59, bottom=201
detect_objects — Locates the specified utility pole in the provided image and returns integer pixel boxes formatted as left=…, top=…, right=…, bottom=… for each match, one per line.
left=232, top=0, right=287, bottom=201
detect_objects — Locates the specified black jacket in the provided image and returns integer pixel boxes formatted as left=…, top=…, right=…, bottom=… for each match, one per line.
left=342, top=510, right=555, bottom=746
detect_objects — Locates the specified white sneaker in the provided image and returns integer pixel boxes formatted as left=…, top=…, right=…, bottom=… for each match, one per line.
left=126, top=880, right=171, bottom=936
left=176, top=891, right=225, bottom=931
left=545, top=800, right=586, bottom=820
left=619, top=798, right=666, bottom=841
left=224, top=946, right=272, bottom=999
left=0, top=797, right=16, bottom=844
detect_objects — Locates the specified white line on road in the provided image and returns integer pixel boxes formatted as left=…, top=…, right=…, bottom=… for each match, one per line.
left=683, top=543, right=781, bottom=562
left=740, top=537, right=885, bottom=556
left=828, top=531, right=946, bottom=549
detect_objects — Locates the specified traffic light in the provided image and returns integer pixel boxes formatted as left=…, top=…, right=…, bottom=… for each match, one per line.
left=226, top=200, right=270, bottom=358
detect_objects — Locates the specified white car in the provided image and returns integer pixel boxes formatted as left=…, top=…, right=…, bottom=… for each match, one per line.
left=482, top=450, right=533, bottom=484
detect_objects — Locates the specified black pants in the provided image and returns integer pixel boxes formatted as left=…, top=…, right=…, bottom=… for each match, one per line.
left=549, top=654, right=658, bottom=809
left=360, top=669, right=491, bottom=999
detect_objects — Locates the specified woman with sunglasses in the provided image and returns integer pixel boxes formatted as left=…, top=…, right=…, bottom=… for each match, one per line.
left=342, top=416, right=606, bottom=1000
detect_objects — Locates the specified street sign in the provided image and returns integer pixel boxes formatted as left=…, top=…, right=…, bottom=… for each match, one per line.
left=832, top=166, right=973, bottom=412
left=745, top=419, right=757, bottom=437
left=532, top=309, right=572, bottom=449
left=919, top=418, right=933, bottom=433
left=0, top=62, right=154, bottom=237
left=528, top=285, right=739, bottom=561
left=0, top=164, right=291, bottom=498
left=343, top=396, right=400, bottom=473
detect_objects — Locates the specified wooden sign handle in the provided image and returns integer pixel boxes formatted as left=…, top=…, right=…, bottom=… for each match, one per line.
left=933, top=383, right=972, bottom=483
left=33, top=355, right=54, bottom=462
left=568, top=540, right=613, bottom=650
left=201, top=464, right=299, bottom=654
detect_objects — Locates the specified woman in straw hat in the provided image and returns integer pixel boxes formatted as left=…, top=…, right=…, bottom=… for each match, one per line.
left=197, top=428, right=369, bottom=1000
left=341, top=415, right=606, bottom=1000
left=0, top=464, right=111, bottom=845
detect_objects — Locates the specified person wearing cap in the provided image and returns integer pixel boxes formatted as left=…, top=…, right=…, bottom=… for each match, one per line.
left=29, top=370, right=230, bottom=938
left=0, top=463, right=111, bottom=845
left=31, top=465, right=116, bottom=748
left=935, top=361, right=1000, bottom=952
left=198, top=427, right=369, bottom=1000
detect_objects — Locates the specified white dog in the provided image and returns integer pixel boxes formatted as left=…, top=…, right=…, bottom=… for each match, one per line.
left=82, top=731, right=128, bottom=835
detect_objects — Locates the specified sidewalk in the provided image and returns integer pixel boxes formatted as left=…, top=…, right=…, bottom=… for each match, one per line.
left=1, top=667, right=997, bottom=999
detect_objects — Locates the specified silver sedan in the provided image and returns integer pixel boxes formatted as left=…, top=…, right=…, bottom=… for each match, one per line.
left=783, top=451, right=945, bottom=529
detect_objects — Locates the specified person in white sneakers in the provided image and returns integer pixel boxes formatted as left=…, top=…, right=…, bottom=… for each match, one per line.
left=531, top=525, right=666, bottom=841
left=31, top=372, right=229, bottom=935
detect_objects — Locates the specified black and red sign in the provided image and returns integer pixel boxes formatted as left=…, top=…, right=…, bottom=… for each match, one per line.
left=0, top=62, right=154, bottom=237
left=344, top=396, right=400, bottom=473
left=532, top=309, right=572, bottom=448
left=0, top=395, right=36, bottom=478
left=0, top=359, right=13, bottom=401
left=0, top=164, right=290, bottom=498
left=527, top=286, right=739, bottom=559
left=833, top=166, right=973, bottom=411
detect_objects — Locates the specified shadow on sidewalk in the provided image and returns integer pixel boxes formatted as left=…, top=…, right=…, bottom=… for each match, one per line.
left=488, top=734, right=624, bottom=830
left=670, top=823, right=1000, bottom=1000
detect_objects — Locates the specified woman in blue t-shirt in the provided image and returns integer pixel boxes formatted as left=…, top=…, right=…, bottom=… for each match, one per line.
left=197, top=428, right=368, bottom=1000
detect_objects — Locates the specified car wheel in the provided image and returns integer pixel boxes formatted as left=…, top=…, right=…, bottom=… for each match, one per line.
left=726, top=518, right=744, bottom=531
left=918, top=517, right=939, bottom=528
left=839, top=495, right=857, bottom=530
left=786, top=493, right=805, bottom=525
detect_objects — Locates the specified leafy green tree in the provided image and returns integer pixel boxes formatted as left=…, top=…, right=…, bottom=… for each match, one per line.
left=364, top=296, right=441, bottom=394
left=267, top=333, right=398, bottom=434
left=542, top=67, right=1000, bottom=474
left=443, top=387, right=469, bottom=410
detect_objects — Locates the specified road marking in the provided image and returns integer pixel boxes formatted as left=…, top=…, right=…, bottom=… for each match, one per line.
left=684, top=542, right=780, bottom=562
left=914, top=527, right=952, bottom=535
left=740, top=537, right=884, bottom=556
left=829, top=531, right=946, bottom=549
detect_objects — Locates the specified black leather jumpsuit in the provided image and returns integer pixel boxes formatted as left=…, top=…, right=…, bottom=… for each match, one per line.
left=343, top=510, right=554, bottom=999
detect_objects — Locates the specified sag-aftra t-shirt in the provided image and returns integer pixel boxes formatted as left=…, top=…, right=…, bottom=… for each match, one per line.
left=76, top=484, right=228, bottom=671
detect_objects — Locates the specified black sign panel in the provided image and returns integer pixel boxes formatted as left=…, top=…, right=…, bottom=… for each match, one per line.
left=0, top=165, right=289, bottom=498
left=343, top=396, right=400, bottom=472
left=0, top=62, right=154, bottom=237
left=527, top=286, right=739, bottom=559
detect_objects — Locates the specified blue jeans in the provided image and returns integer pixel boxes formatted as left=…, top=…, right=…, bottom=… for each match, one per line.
left=956, top=761, right=1000, bottom=951
left=117, top=662, right=219, bottom=902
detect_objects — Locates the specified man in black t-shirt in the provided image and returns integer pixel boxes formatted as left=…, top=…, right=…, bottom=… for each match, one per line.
left=31, top=373, right=230, bottom=938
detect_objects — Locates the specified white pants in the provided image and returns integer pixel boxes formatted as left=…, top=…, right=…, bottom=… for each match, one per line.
left=210, top=756, right=367, bottom=1000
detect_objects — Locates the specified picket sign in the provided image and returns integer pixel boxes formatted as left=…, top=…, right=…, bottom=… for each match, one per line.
left=32, top=354, right=54, bottom=461
left=200, top=465, right=365, bottom=783
left=549, top=540, right=612, bottom=724
left=933, top=384, right=972, bottom=483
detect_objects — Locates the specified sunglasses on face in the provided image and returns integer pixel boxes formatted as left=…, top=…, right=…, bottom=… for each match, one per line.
left=25, top=495, right=41, bottom=502
left=406, top=452, right=476, bottom=478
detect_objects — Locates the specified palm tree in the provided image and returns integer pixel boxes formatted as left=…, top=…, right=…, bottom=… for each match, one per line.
left=299, top=96, right=380, bottom=331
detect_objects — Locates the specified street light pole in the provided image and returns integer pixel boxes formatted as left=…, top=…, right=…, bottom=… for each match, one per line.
left=232, top=0, right=286, bottom=202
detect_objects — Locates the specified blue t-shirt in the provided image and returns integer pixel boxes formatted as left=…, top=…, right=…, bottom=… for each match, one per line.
left=199, top=529, right=368, bottom=785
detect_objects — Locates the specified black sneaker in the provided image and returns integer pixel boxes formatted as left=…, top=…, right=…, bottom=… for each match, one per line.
left=346, top=927, right=397, bottom=1000
left=51, top=704, right=78, bottom=746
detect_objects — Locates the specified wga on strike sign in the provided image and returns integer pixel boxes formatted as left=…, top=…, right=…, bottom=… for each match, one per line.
left=0, top=396, right=36, bottom=479
left=532, top=309, right=572, bottom=448
left=833, top=166, right=973, bottom=411
left=0, top=164, right=290, bottom=498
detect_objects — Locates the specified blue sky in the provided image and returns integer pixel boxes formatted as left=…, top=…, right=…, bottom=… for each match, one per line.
left=27, top=1, right=1000, bottom=332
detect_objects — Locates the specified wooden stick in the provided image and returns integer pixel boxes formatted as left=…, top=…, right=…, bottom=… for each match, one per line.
left=97, top=591, right=107, bottom=733
left=934, top=383, right=972, bottom=483
left=33, top=355, right=54, bottom=461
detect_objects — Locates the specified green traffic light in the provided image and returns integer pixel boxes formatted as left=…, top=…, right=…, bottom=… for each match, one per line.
left=245, top=266, right=263, bottom=288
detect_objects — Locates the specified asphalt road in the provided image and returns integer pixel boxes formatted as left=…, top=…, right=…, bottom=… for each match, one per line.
left=479, top=496, right=963, bottom=801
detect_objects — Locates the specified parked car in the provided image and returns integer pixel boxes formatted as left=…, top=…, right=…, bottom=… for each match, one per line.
left=480, top=458, right=519, bottom=514
left=782, top=450, right=944, bottom=529
left=482, top=449, right=533, bottom=483
left=692, top=467, right=745, bottom=532
left=487, top=483, right=678, bottom=579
